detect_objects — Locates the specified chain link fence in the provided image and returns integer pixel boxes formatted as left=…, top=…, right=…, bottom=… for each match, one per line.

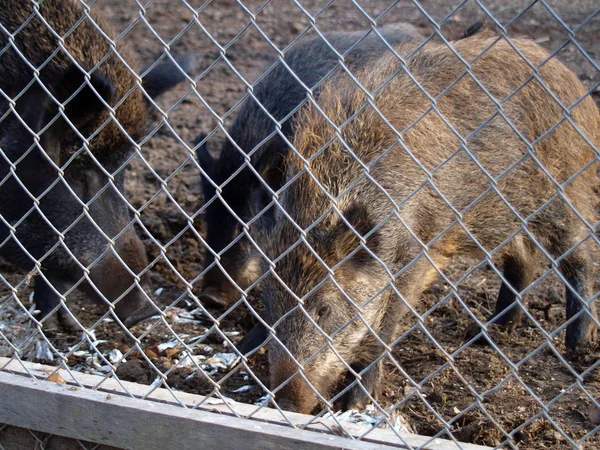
left=1, top=0, right=599, bottom=449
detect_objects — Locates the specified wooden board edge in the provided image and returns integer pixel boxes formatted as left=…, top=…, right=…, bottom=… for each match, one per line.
left=0, top=357, right=492, bottom=450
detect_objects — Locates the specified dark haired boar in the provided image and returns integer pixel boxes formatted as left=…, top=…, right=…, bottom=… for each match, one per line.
left=257, top=33, right=600, bottom=414
left=0, top=0, right=192, bottom=329
left=195, top=24, right=423, bottom=308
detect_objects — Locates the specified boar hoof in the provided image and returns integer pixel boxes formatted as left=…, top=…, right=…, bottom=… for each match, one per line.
left=40, top=307, right=77, bottom=334
left=566, top=341, right=598, bottom=363
left=198, top=288, right=230, bottom=308
left=40, top=313, right=60, bottom=334
left=119, top=306, right=156, bottom=328
left=468, top=320, right=516, bottom=347
left=333, top=364, right=381, bottom=411
left=57, top=308, right=78, bottom=331
left=566, top=321, right=598, bottom=361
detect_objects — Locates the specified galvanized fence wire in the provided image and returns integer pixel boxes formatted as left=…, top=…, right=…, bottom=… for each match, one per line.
left=0, top=0, right=599, bottom=448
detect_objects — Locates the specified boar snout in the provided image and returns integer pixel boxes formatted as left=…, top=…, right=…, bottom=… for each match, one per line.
left=86, top=230, right=155, bottom=327
left=271, top=357, right=321, bottom=414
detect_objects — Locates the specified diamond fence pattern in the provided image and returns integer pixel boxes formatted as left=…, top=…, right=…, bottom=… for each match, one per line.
left=0, top=0, right=599, bottom=449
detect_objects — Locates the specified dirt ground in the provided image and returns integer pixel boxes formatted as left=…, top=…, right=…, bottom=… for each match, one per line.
left=1, top=1, right=600, bottom=449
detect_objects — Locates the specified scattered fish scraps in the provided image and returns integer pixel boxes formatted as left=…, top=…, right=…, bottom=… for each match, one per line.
left=85, top=354, right=101, bottom=369
left=28, top=302, right=38, bottom=315
left=230, top=385, right=254, bottom=393
left=160, top=307, right=208, bottom=325
left=86, top=329, right=97, bottom=344
left=326, top=404, right=414, bottom=434
left=201, top=352, right=240, bottom=372
left=186, top=334, right=209, bottom=347
left=157, top=340, right=180, bottom=353
left=178, top=308, right=210, bottom=322
left=97, top=365, right=113, bottom=374
left=333, top=409, right=379, bottom=427
left=107, top=349, right=125, bottom=365
left=175, top=316, right=204, bottom=325
left=206, top=396, right=235, bottom=405
left=391, top=413, right=414, bottom=434
left=255, top=394, right=271, bottom=406
left=178, top=354, right=207, bottom=368
left=35, top=340, right=53, bottom=362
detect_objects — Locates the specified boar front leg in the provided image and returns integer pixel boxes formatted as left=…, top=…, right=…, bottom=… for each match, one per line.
left=333, top=254, right=449, bottom=410
left=333, top=357, right=383, bottom=411
left=34, top=275, right=77, bottom=331
left=561, top=244, right=598, bottom=356
left=332, top=296, right=403, bottom=411
left=489, top=252, right=536, bottom=331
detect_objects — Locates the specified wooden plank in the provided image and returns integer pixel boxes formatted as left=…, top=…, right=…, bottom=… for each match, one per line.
left=0, top=357, right=492, bottom=450
left=0, top=423, right=122, bottom=450
left=0, top=371, right=397, bottom=450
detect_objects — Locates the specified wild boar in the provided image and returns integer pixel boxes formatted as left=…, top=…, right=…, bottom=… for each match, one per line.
left=256, top=31, right=599, bottom=413
left=0, top=0, right=192, bottom=329
left=195, top=23, right=424, bottom=307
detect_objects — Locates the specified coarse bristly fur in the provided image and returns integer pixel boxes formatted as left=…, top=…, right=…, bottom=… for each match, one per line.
left=195, top=23, right=424, bottom=308
left=256, top=29, right=600, bottom=414
left=0, top=0, right=149, bottom=160
left=0, top=0, right=190, bottom=329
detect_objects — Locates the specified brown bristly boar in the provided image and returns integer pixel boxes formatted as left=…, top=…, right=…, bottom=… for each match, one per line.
left=255, top=30, right=600, bottom=414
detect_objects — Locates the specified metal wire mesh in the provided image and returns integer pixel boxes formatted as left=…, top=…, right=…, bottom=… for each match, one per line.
left=1, top=0, right=599, bottom=449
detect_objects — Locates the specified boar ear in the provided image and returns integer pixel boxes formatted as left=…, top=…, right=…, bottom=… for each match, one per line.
left=459, top=21, right=484, bottom=40
left=195, top=133, right=216, bottom=192
left=59, top=67, right=115, bottom=127
left=6, top=68, right=114, bottom=162
left=332, top=203, right=380, bottom=267
left=254, top=135, right=287, bottom=190
left=196, top=133, right=213, bottom=172
left=0, top=82, right=49, bottom=160
left=15, top=82, right=50, bottom=134
left=142, top=54, right=196, bottom=98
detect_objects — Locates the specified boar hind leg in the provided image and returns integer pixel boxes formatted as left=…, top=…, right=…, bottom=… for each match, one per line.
left=560, top=244, right=597, bottom=356
left=34, top=276, right=77, bottom=331
left=489, top=253, right=536, bottom=331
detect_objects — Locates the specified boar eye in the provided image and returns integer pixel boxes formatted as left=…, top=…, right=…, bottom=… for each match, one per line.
left=317, top=305, right=331, bottom=320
